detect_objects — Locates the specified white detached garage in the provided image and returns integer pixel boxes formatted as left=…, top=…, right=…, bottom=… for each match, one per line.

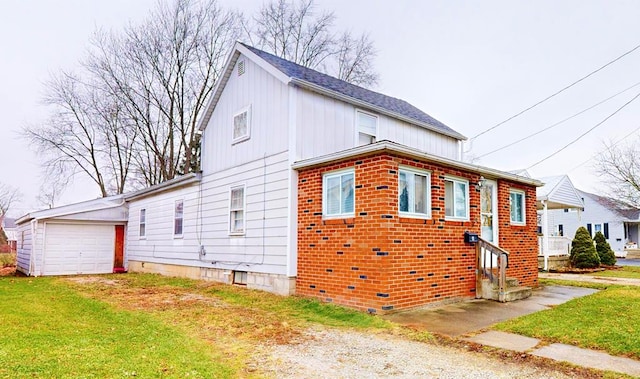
left=16, top=195, right=128, bottom=276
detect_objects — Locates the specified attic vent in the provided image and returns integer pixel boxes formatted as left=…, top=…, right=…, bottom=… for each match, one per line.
left=237, top=60, right=246, bottom=76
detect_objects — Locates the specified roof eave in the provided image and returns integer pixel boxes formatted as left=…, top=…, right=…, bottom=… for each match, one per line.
left=290, top=78, right=467, bottom=141
left=292, top=140, right=542, bottom=187
left=124, top=173, right=201, bottom=201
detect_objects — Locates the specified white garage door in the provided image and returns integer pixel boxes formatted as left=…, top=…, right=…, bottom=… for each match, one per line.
left=44, top=223, right=115, bottom=275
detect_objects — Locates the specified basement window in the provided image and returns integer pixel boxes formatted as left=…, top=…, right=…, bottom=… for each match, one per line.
left=233, top=271, right=248, bottom=285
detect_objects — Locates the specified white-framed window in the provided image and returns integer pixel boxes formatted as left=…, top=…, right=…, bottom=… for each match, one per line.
left=509, top=189, right=526, bottom=225
left=139, top=208, right=146, bottom=237
left=232, top=105, right=251, bottom=143
left=444, top=177, right=469, bottom=220
left=398, top=167, right=431, bottom=218
left=323, top=169, right=355, bottom=218
left=229, top=186, right=245, bottom=234
left=356, top=110, right=378, bottom=145
left=174, top=200, right=184, bottom=237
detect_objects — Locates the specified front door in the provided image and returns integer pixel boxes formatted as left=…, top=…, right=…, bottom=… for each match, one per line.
left=480, top=179, right=498, bottom=244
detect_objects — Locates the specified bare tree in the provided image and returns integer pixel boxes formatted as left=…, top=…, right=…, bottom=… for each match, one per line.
left=23, top=72, right=135, bottom=197
left=247, top=0, right=378, bottom=87
left=595, top=138, right=640, bottom=207
left=86, top=0, right=241, bottom=186
left=0, top=183, right=21, bottom=217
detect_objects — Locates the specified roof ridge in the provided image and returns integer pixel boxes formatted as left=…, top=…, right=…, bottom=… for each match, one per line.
left=239, top=42, right=465, bottom=140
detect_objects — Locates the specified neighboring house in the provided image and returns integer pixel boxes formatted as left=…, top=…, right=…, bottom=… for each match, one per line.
left=15, top=196, right=127, bottom=276
left=15, top=42, right=541, bottom=312
left=535, top=175, right=584, bottom=270
left=1, top=217, right=18, bottom=251
left=546, top=189, right=640, bottom=256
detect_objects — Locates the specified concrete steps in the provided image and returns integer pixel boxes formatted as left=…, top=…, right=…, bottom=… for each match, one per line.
left=481, top=277, right=532, bottom=302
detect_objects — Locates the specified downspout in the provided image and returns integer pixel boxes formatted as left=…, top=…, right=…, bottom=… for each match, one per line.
left=29, top=219, right=37, bottom=277
left=542, top=200, right=549, bottom=271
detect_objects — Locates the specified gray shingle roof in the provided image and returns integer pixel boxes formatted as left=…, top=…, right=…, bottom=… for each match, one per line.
left=579, top=190, right=640, bottom=220
left=241, top=43, right=464, bottom=139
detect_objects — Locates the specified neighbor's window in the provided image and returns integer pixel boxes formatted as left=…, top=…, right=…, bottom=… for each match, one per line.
left=139, top=208, right=146, bottom=237
left=356, top=110, right=377, bottom=145
left=444, top=177, right=469, bottom=220
left=174, top=201, right=184, bottom=236
left=399, top=167, right=431, bottom=217
left=323, top=170, right=355, bottom=217
left=230, top=186, right=245, bottom=234
left=232, top=105, right=251, bottom=143
left=509, top=189, right=525, bottom=225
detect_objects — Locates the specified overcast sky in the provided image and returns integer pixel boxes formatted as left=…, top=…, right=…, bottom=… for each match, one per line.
left=2, top=0, right=640, bottom=217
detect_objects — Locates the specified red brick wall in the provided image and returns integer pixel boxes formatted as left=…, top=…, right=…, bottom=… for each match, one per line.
left=497, top=181, right=539, bottom=287
left=297, top=152, right=538, bottom=313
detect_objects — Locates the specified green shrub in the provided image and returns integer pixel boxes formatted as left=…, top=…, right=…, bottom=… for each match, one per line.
left=570, top=226, right=600, bottom=268
left=594, top=231, right=616, bottom=266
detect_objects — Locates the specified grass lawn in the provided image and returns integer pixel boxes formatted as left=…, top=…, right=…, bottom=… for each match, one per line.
left=495, top=281, right=640, bottom=360
left=593, top=265, right=640, bottom=280
left=0, top=274, right=390, bottom=378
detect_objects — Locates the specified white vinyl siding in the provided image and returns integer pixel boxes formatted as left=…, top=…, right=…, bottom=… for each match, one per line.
left=398, top=167, right=430, bottom=218
left=323, top=170, right=355, bottom=218
left=295, top=89, right=460, bottom=161
left=229, top=186, right=245, bottom=235
left=127, top=152, right=291, bottom=277
left=444, top=177, right=469, bottom=220
left=174, top=200, right=184, bottom=237
left=356, top=110, right=377, bottom=145
left=510, top=189, right=526, bottom=225
left=202, top=55, right=289, bottom=174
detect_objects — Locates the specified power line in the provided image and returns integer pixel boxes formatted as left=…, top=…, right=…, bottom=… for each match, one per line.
left=477, top=80, right=640, bottom=159
left=471, top=42, right=640, bottom=140
left=567, top=124, right=640, bottom=172
left=526, top=90, right=640, bottom=170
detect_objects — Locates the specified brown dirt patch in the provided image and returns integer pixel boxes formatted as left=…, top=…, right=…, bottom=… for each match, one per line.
left=0, top=266, right=15, bottom=276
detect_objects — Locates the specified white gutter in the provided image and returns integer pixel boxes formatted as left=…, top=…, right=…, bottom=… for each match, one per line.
left=29, top=219, right=37, bottom=277
left=292, top=140, right=543, bottom=187
left=542, top=200, right=550, bottom=271
left=124, top=173, right=201, bottom=201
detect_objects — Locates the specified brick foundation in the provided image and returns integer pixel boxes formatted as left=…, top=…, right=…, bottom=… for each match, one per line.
left=296, top=152, right=538, bottom=313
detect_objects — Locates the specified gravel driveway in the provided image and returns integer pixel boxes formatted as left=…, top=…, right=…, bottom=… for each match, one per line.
left=259, top=328, right=574, bottom=378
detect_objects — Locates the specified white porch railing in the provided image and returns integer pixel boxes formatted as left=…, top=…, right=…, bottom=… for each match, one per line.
left=538, top=235, right=571, bottom=256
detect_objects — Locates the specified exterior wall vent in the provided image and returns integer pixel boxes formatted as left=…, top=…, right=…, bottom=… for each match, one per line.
left=237, top=59, right=246, bottom=76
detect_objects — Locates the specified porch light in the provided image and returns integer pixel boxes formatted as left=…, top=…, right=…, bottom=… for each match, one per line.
left=475, top=176, right=486, bottom=190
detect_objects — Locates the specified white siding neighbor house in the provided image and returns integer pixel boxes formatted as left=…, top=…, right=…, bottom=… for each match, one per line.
left=546, top=188, right=640, bottom=257
left=15, top=196, right=127, bottom=276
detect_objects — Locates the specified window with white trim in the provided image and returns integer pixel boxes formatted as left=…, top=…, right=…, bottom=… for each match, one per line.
left=398, top=167, right=431, bottom=217
left=323, top=170, right=355, bottom=218
left=229, top=186, right=245, bottom=234
left=444, top=177, right=469, bottom=220
left=174, top=201, right=184, bottom=237
left=509, top=189, right=526, bottom=225
left=232, top=105, right=251, bottom=143
left=139, top=208, right=146, bottom=237
left=356, top=110, right=377, bottom=145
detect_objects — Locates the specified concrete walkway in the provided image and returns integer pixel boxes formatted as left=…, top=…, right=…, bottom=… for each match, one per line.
left=384, top=284, right=640, bottom=377
left=540, top=271, right=640, bottom=286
